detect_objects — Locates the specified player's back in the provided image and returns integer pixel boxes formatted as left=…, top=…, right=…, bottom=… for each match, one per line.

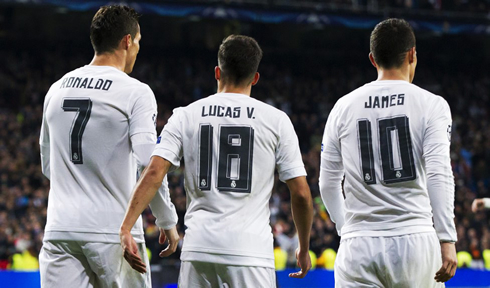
left=327, top=80, right=451, bottom=238
left=156, top=92, right=304, bottom=267
left=41, top=65, right=155, bottom=238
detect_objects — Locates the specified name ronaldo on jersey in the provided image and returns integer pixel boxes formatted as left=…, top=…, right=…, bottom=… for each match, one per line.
left=60, top=76, right=113, bottom=91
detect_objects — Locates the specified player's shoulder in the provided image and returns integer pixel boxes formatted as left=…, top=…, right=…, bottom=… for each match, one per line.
left=245, top=95, right=289, bottom=118
left=405, top=82, right=449, bottom=108
left=124, top=74, right=151, bottom=89
left=330, top=85, right=366, bottom=113
left=71, top=65, right=151, bottom=90
left=405, top=82, right=438, bottom=96
left=342, top=80, right=447, bottom=105
left=185, top=93, right=286, bottom=114
left=110, top=72, right=153, bottom=97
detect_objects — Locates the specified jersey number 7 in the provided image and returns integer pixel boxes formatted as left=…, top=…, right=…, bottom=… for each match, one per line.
left=357, top=115, right=416, bottom=185
left=198, top=124, right=254, bottom=193
left=62, top=98, right=92, bottom=165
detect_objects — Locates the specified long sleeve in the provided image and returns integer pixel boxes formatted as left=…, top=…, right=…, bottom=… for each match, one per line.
left=319, top=103, right=345, bottom=236
left=484, top=198, right=490, bottom=209
left=424, top=97, right=457, bottom=242
left=425, top=143, right=456, bottom=242
left=149, top=176, right=178, bottom=230
left=40, top=144, right=50, bottom=180
left=131, top=132, right=178, bottom=230
left=319, top=158, right=345, bottom=236
left=40, top=91, right=51, bottom=180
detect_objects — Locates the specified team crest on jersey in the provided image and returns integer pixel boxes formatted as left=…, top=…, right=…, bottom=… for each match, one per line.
left=364, top=173, right=371, bottom=181
left=447, top=124, right=452, bottom=142
left=396, top=171, right=402, bottom=178
left=231, top=180, right=236, bottom=188
left=201, top=179, right=206, bottom=186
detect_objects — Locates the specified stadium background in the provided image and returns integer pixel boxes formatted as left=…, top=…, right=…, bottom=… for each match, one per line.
left=1, top=0, right=490, bottom=287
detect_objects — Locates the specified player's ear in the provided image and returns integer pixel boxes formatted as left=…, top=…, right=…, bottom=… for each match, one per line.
left=122, top=34, right=132, bottom=50
left=251, top=72, right=260, bottom=86
left=408, top=47, right=416, bottom=64
left=215, top=66, right=221, bottom=81
left=368, top=53, right=377, bottom=69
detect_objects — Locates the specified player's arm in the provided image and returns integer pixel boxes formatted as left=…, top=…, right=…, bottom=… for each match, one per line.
left=319, top=102, right=345, bottom=235
left=129, top=85, right=180, bottom=236
left=472, top=198, right=490, bottom=212
left=39, top=89, right=53, bottom=180
left=132, top=133, right=179, bottom=245
left=424, top=97, right=457, bottom=282
left=319, top=159, right=345, bottom=235
left=286, top=176, right=313, bottom=279
left=40, top=124, right=50, bottom=180
left=275, top=113, right=313, bottom=278
left=122, top=89, right=181, bottom=273
left=120, top=156, right=175, bottom=273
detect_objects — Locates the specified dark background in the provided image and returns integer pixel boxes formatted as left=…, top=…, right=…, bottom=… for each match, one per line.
left=0, top=0, right=490, bottom=286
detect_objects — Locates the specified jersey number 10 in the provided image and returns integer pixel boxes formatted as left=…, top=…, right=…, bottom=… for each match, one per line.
left=198, top=124, right=254, bottom=193
left=357, top=115, right=416, bottom=185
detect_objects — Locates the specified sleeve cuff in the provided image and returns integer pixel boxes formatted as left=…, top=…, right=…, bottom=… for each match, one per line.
left=436, top=231, right=457, bottom=243
left=278, top=166, right=307, bottom=182
left=484, top=198, right=490, bottom=209
left=152, top=148, right=181, bottom=169
left=155, top=219, right=178, bottom=230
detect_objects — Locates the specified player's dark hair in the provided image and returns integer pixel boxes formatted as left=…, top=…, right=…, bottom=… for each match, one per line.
left=90, top=5, right=140, bottom=54
left=370, top=18, right=415, bottom=69
left=218, top=35, right=263, bottom=86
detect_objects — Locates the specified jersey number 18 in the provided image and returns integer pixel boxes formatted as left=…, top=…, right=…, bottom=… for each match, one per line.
left=198, top=124, right=254, bottom=193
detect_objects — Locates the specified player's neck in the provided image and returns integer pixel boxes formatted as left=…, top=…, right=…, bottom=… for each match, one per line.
left=217, top=84, right=252, bottom=96
left=376, top=68, right=410, bottom=82
left=89, top=53, right=126, bottom=72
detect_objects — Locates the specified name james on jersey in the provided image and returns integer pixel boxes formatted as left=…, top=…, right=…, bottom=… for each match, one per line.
left=364, top=93, right=405, bottom=108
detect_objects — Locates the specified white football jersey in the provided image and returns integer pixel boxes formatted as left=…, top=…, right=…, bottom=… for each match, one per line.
left=40, top=65, right=157, bottom=242
left=322, top=80, right=455, bottom=239
left=153, top=92, right=306, bottom=268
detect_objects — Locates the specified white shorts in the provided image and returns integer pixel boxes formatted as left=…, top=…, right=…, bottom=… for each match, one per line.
left=178, top=261, right=276, bottom=288
left=335, top=232, right=444, bottom=288
left=39, top=240, right=151, bottom=288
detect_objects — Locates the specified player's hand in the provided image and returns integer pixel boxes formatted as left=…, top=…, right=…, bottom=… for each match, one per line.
left=435, top=242, right=457, bottom=283
left=289, top=247, right=311, bottom=278
left=159, top=226, right=180, bottom=257
left=120, top=229, right=147, bottom=274
left=472, top=198, right=485, bottom=213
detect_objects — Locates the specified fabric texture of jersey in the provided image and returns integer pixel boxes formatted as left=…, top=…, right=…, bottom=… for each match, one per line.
left=152, top=93, right=306, bottom=268
left=321, top=80, right=456, bottom=240
left=40, top=65, right=159, bottom=242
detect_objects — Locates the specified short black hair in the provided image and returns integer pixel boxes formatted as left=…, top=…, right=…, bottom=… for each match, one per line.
left=90, top=5, right=140, bottom=54
left=218, top=35, right=263, bottom=86
left=370, top=18, right=415, bottom=69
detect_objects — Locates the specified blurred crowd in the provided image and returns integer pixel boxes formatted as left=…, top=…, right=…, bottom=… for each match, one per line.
left=365, top=0, right=490, bottom=12
left=208, top=0, right=490, bottom=13
left=0, top=47, right=490, bottom=271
